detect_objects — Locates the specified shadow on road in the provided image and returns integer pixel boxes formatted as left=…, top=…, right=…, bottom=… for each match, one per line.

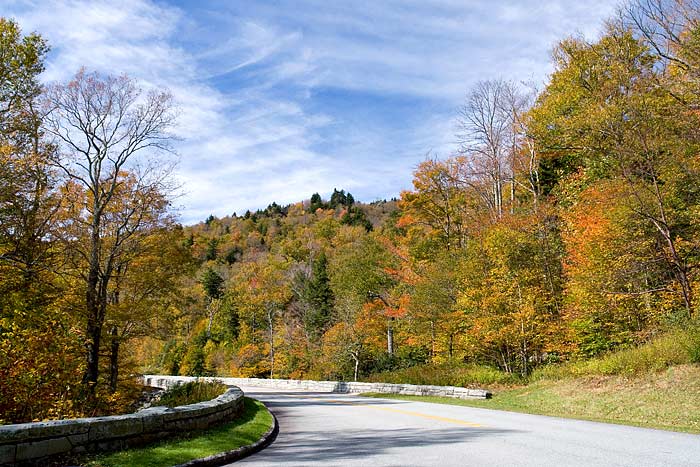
left=239, top=390, right=520, bottom=464
left=257, top=426, right=516, bottom=463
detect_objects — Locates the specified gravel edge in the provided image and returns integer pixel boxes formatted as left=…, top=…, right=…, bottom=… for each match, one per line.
left=173, top=402, right=279, bottom=467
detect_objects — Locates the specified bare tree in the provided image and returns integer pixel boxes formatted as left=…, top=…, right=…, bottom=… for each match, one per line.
left=623, top=0, right=700, bottom=72
left=456, top=80, right=527, bottom=219
left=623, top=0, right=700, bottom=106
left=43, top=69, right=176, bottom=391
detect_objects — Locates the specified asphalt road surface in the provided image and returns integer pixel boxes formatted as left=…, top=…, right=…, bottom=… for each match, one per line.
left=231, top=385, right=700, bottom=467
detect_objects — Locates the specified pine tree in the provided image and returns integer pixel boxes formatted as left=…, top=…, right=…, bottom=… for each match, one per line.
left=303, top=251, right=334, bottom=336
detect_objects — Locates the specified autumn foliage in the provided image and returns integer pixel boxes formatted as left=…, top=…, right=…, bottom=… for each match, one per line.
left=5, top=1, right=700, bottom=424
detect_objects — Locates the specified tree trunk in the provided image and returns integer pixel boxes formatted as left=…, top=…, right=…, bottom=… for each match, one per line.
left=82, top=218, right=102, bottom=391
left=387, top=318, right=394, bottom=355
left=352, top=352, right=360, bottom=382
left=268, top=307, right=275, bottom=378
left=109, top=326, right=120, bottom=393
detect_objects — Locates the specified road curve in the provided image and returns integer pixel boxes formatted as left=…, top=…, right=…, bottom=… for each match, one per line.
left=230, top=385, right=699, bottom=467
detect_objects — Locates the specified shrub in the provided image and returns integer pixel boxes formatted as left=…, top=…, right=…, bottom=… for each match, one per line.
left=532, top=324, right=700, bottom=380
left=155, top=380, right=227, bottom=408
left=365, top=362, right=522, bottom=388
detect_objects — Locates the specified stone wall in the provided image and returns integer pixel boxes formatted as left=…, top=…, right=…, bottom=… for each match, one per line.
left=144, top=375, right=491, bottom=400
left=0, top=386, right=244, bottom=466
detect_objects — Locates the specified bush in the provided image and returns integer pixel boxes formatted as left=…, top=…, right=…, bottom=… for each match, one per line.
left=532, top=324, right=700, bottom=380
left=365, top=362, right=522, bottom=388
left=155, top=380, right=227, bottom=408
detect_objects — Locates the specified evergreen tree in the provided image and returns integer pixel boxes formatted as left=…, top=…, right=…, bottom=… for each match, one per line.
left=205, top=238, right=218, bottom=261
left=201, top=267, right=224, bottom=300
left=329, top=188, right=346, bottom=208
left=309, top=192, right=324, bottom=212
left=341, top=206, right=373, bottom=231
left=303, top=251, right=334, bottom=336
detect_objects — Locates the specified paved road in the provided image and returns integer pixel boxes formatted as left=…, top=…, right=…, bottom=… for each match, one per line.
left=231, top=386, right=700, bottom=467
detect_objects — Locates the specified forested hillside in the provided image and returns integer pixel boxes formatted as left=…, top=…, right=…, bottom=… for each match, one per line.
left=3, top=1, right=700, bottom=424
left=147, top=3, right=700, bottom=383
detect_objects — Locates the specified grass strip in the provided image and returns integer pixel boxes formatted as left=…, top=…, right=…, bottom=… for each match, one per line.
left=84, top=397, right=273, bottom=467
left=361, top=364, right=700, bottom=434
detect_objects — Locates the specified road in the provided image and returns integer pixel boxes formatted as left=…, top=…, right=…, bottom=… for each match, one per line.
left=231, top=386, right=700, bottom=467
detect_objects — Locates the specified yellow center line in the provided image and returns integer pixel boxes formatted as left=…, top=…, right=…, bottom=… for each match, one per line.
left=302, top=396, right=483, bottom=428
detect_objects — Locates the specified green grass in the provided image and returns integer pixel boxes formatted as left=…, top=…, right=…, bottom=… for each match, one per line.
left=85, top=398, right=273, bottom=467
left=155, top=380, right=228, bottom=408
left=362, top=364, right=700, bottom=433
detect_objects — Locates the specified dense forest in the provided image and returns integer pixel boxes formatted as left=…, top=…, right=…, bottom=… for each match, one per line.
left=3, top=1, right=700, bottom=423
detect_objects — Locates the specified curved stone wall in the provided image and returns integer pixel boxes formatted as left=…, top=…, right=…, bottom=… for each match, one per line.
left=0, top=386, right=243, bottom=466
left=144, top=375, right=491, bottom=400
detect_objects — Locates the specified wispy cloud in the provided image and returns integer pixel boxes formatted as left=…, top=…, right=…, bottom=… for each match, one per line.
left=3, top=0, right=617, bottom=224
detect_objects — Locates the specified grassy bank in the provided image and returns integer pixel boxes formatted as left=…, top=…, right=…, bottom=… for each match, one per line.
left=84, top=397, right=272, bottom=467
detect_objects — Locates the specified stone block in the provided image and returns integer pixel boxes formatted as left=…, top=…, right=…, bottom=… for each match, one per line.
left=0, top=444, right=16, bottom=464
left=16, top=436, right=72, bottom=461
left=0, top=418, right=88, bottom=445
left=140, top=411, right=166, bottom=433
left=67, top=432, right=89, bottom=447
left=88, top=414, right=143, bottom=441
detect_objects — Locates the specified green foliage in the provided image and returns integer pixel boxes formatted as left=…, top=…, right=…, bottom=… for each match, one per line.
left=224, top=246, right=242, bottom=265
left=301, top=252, right=334, bottom=337
left=180, top=332, right=214, bottom=376
left=532, top=325, right=700, bottom=380
left=154, top=380, right=227, bottom=408
left=201, top=267, right=224, bottom=300
left=341, top=205, right=373, bottom=231
left=205, top=238, right=219, bottom=261
left=308, top=192, right=324, bottom=212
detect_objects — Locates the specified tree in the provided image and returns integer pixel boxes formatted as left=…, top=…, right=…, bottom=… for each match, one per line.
left=407, top=251, right=463, bottom=361
left=309, top=192, right=324, bottom=212
left=201, top=266, right=224, bottom=337
left=458, top=213, right=564, bottom=376
left=0, top=19, right=85, bottom=423
left=0, top=18, right=55, bottom=291
left=301, top=251, right=334, bottom=337
left=529, top=25, right=700, bottom=316
left=399, top=157, right=471, bottom=252
left=330, top=234, right=399, bottom=355
left=340, top=205, right=373, bottom=231
left=43, top=69, right=176, bottom=391
left=104, top=224, right=190, bottom=392
left=457, top=80, right=524, bottom=219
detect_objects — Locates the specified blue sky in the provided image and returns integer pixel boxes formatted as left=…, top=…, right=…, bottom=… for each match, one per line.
left=4, top=0, right=617, bottom=224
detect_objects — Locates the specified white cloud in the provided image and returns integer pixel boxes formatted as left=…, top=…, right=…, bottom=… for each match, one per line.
left=2, top=0, right=618, bottom=224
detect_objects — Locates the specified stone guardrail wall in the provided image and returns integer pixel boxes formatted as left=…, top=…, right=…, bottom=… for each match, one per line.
left=144, top=375, right=491, bottom=400
left=0, top=385, right=244, bottom=466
